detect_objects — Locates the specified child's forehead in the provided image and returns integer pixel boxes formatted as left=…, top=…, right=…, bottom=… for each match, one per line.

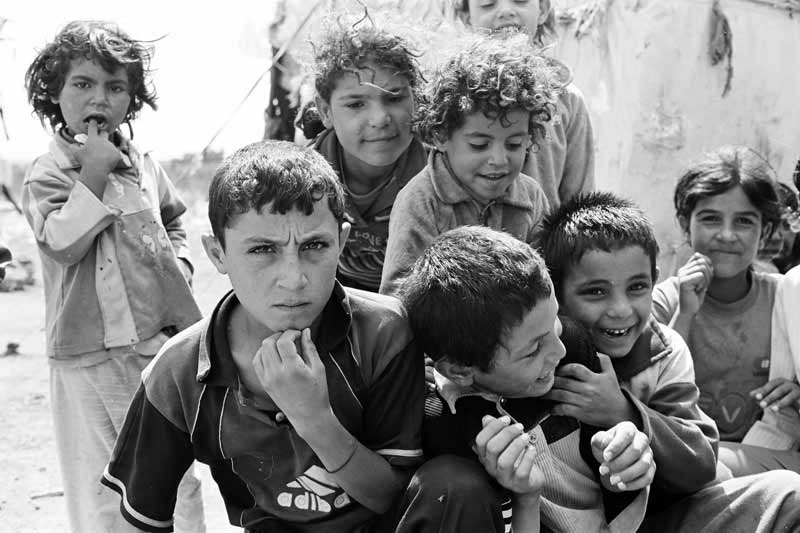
left=65, top=56, right=129, bottom=79
left=331, top=62, right=411, bottom=91
left=572, top=244, right=652, bottom=272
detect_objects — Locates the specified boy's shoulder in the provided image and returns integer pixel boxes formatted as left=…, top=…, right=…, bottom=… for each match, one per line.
left=142, top=319, right=207, bottom=392
left=344, top=288, right=414, bottom=363
left=612, top=319, right=689, bottom=382
left=510, top=171, right=549, bottom=208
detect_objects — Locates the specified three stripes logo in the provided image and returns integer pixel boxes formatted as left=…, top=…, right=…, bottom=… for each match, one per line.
left=277, top=465, right=351, bottom=513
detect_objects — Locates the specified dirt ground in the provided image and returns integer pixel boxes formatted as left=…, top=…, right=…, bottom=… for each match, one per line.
left=0, top=168, right=242, bottom=531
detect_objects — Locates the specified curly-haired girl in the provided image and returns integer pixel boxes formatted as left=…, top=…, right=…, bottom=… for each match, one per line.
left=453, top=0, right=596, bottom=211
left=379, top=32, right=556, bottom=295
left=22, top=20, right=205, bottom=531
left=310, top=18, right=428, bottom=292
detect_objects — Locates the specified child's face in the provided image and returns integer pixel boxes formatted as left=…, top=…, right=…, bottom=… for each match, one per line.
left=558, top=246, right=655, bottom=358
left=466, top=0, right=544, bottom=34
left=680, top=186, right=768, bottom=280
left=51, top=58, right=131, bottom=135
left=436, top=109, right=530, bottom=205
left=317, top=63, right=415, bottom=177
left=203, top=201, right=350, bottom=337
left=470, top=290, right=566, bottom=398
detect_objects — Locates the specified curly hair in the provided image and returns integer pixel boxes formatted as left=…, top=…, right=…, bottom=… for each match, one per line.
left=414, top=32, right=557, bottom=145
left=674, top=145, right=781, bottom=240
left=25, top=20, right=157, bottom=131
left=312, top=16, right=423, bottom=103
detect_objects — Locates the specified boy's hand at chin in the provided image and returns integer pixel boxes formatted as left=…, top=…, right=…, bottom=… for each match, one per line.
left=473, top=415, right=545, bottom=496
left=252, top=328, right=334, bottom=434
left=543, top=354, right=636, bottom=428
left=591, top=421, right=655, bottom=493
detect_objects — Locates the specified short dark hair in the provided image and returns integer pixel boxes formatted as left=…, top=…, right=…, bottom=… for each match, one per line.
left=208, top=141, right=345, bottom=248
left=674, top=145, right=781, bottom=239
left=25, top=20, right=157, bottom=131
left=414, top=32, right=556, bottom=145
left=540, top=191, right=659, bottom=298
left=399, top=226, right=551, bottom=372
left=313, top=19, right=422, bottom=104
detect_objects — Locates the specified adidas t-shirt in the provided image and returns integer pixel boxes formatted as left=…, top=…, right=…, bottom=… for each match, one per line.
left=103, top=284, right=424, bottom=532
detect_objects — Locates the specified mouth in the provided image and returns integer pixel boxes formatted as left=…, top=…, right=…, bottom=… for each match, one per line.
left=274, top=302, right=310, bottom=310
left=599, top=325, right=636, bottom=339
left=83, top=114, right=108, bottom=130
left=536, top=368, right=555, bottom=383
left=364, top=134, right=399, bottom=143
left=478, top=173, right=508, bottom=182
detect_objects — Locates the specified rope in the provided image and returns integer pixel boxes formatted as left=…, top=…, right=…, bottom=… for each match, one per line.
left=174, top=0, right=324, bottom=184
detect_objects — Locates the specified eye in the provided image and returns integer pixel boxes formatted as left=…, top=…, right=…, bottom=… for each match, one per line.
left=109, top=85, right=127, bottom=94
left=698, top=214, right=722, bottom=224
left=469, top=143, right=489, bottom=151
left=345, top=101, right=364, bottom=110
left=248, top=244, right=276, bottom=255
left=302, top=240, right=329, bottom=252
left=505, top=140, right=524, bottom=151
left=74, top=81, right=90, bottom=89
left=387, top=93, right=408, bottom=104
left=628, top=280, right=652, bottom=293
left=735, top=217, right=757, bottom=227
left=579, top=287, right=606, bottom=298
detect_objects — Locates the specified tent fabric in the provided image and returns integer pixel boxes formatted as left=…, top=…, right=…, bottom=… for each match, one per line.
left=552, top=0, right=800, bottom=273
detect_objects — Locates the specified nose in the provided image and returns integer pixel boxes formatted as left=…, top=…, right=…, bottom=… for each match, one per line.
left=276, top=252, right=309, bottom=290
left=90, top=85, right=110, bottom=106
left=368, top=104, right=392, bottom=128
left=495, top=0, right=519, bottom=21
left=488, top=144, right=509, bottom=168
left=606, top=291, right=633, bottom=318
left=715, top=221, right=737, bottom=242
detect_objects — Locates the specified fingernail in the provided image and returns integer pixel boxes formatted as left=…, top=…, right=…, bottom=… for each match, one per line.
left=772, top=405, right=779, bottom=411
left=609, top=475, right=620, bottom=485
left=518, top=432, right=530, bottom=443
left=617, top=481, right=626, bottom=490
left=760, top=401, right=767, bottom=408
left=755, top=393, right=763, bottom=400
left=599, top=465, right=609, bottom=475
left=513, top=423, right=524, bottom=431
left=500, top=415, right=511, bottom=424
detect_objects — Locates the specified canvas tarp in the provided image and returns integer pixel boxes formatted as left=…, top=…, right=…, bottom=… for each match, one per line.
left=553, top=0, right=800, bottom=272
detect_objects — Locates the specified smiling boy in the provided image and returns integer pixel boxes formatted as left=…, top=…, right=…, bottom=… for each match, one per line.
left=311, top=21, right=427, bottom=292
left=103, top=141, right=427, bottom=532
left=379, top=32, right=552, bottom=295
left=540, top=191, right=800, bottom=531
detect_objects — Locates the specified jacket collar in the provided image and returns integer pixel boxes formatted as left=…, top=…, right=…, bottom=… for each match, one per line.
left=611, top=317, right=673, bottom=382
left=197, top=282, right=353, bottom=386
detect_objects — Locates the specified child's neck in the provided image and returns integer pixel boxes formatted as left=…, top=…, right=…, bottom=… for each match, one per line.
left=707, top=268, right=752, bottom=303
left=341, top=151, right=396, bottom=194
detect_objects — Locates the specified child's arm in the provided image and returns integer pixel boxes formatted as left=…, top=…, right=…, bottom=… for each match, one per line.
left=252, top=328, right=421, bottom=514
left=22, top=125, right=121, bottom=265
left=589, top=421, right=656, bottom=493
left=557, top=85, right=595, bottom=203
left=473, top=415, right=544, bottom=533
left=149, top=156, right=193, bottom=284
left=379, top=182, right=440, bottom=296
left=666, top=252, right=714, bottom=339
left=546, top=330, right=718, bottom=493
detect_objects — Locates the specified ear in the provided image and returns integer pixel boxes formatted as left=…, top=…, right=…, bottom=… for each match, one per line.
left=432, top=135, right=449, bottom=153
left=50, top=95, right=60, bottom=104
left=315, top=95, right=334, bottom=129
left=678, top=215, right=690, bottom=236
left=338, top=221, right=351, bottom=255
left=201, top=233, right=227, bottom=275
left=760, top=222, right=774, bottom=247
left=434, top=359, right=476, bottom=387
left=654, top=265, right=661, bottom=283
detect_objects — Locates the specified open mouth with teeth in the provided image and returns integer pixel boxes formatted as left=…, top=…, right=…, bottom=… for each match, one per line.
left=601, top=326, right=635, bottom=338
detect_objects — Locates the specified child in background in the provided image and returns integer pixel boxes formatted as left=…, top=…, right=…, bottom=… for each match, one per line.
left=453, top=0, right=595, bottom=210
left=380, top=33, right=552, bottom=295
left=400, top=226, right=655, bottom=532
left=651, top=146, right=800, bottom=474
left=540, top=190, right=800, bottom=531
left=759, top=181, right=800, bottom=274
left=22, top=21, right=204, bottom=532
left=311, top=20, right=427, bottom=292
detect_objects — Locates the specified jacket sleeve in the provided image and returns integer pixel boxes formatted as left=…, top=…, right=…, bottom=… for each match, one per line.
left=624, top=327, right=718, bottom=494
left=557, top=84, right=595, bottom=204
left=22, top=159, right=116, bottom=266
left=651, top=279, right=679, bottom=325
left=149, top=156, right=192, bottom=268
left=379, top=182, right=440, bottom=296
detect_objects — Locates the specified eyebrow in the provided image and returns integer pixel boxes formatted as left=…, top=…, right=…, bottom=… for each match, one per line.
left=68, top=73, right=128, bottom=84
left=336, top=84, right=408, bottom=98
left=695, top=208, right=760, bottom=218
left=241, top=231, right=335, bottom=245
